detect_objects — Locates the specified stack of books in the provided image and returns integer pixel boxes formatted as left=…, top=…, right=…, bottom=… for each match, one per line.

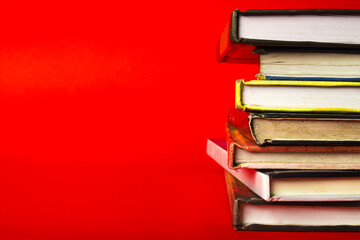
left=207, top=9, right=360, bottom=231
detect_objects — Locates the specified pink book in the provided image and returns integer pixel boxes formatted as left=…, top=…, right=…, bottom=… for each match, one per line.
left=207, top=139, right=360, bottom=202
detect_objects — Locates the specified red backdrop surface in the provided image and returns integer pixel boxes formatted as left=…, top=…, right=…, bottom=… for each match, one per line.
left=1, top=0, right=360, bottom=239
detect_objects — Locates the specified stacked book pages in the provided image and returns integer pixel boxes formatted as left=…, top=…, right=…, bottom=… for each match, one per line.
left=208, top=9, right=360, bottom=231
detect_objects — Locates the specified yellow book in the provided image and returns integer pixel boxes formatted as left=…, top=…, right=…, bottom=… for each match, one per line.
left=235, top=79, right=360, bottom=113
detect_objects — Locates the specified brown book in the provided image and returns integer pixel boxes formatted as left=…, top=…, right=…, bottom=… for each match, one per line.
left=228, top=106, right=360, bottom=146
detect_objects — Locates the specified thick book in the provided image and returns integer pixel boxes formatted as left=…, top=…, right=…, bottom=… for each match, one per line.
left=207, top=139, right=360, bottom=202
left=225, top=171, right=360, bottom=231
left=217, top=9, right=360, bottom=63
left=228, top=106, right=360, bottom=146
left=226, top=123, right=360, bottom=170
left=235, top=79, right=360, bottom=113
left=255, top=47, right=360, bottom=80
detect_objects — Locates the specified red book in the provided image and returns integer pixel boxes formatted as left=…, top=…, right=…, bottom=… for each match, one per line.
left=227, top=106, right=254, bottom=142
left=226, top=122, right=360, bottom=169
left=216, top=10, right=257, bottom=64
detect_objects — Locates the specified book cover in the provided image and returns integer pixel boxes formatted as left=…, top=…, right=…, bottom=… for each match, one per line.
left=216, top=10, right=258, bottom=64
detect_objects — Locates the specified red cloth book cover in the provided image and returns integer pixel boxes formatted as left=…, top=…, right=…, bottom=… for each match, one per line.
left=227, top=122, right=360, bottom=169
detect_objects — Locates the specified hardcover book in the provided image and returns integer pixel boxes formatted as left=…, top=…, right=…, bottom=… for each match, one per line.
left=225, top=171, right=360, bottom=231
left=217, top=9, right=360, bottom=63
left=226, top=123, right=360, bottom=170
left=255, top=47, right=360, bottom=80
left=207, top=139, right=360, bottom=202
left=235, top=79, right=360, bottom=113
left=228, top=106, right=360, bottom=146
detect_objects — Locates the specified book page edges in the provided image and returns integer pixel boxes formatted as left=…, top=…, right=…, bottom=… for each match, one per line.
left=248, top=115, right=261, bottom=144
left=271, top=194, right=360, bottom=202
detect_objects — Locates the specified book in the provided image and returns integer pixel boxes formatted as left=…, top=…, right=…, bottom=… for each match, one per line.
left=217, top=9, right=360, bottom=63
left=207, top=139, right=360, bottom=202
left=255, top=48, right=360, bottom=80
left=226, top=123, right=360, bottom=170
left=235, top=79, right=360, bottom=113
left=228, top=106, right=360, bottom=146
left=225, top=171, right=360, bottom=231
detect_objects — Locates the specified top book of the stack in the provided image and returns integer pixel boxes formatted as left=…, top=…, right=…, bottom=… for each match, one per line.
left=217, top=9, right=360, bottom=64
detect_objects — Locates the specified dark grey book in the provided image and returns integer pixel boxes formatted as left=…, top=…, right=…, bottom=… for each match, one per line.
left=217, top=9, right=360, bottom=63
left=225, top=171, right=360, bottom=231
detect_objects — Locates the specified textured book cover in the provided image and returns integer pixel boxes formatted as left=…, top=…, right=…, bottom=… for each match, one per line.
left=227, top=122, right=360, bottom=169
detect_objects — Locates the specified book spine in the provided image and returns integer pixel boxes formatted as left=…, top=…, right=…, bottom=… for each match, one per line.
left=227, top=140, right=237, bottom=169
left=216, top=17, right=233, bottom=62
left=232, top=199, right=243, bottom=230
left=216, top=10, right=257, bottom=64
left=228, top=107, right=257, bottom=143
left=225, top=171, right=244, bottom=230
left=235, top=80, right=244, bottom=110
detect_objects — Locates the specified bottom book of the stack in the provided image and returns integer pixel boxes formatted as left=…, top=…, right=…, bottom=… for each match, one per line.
left=225, top=171, right=360, bottom=231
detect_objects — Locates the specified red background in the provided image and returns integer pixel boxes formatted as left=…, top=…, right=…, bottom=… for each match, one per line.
left=1, top=0, right=360, bottom=239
